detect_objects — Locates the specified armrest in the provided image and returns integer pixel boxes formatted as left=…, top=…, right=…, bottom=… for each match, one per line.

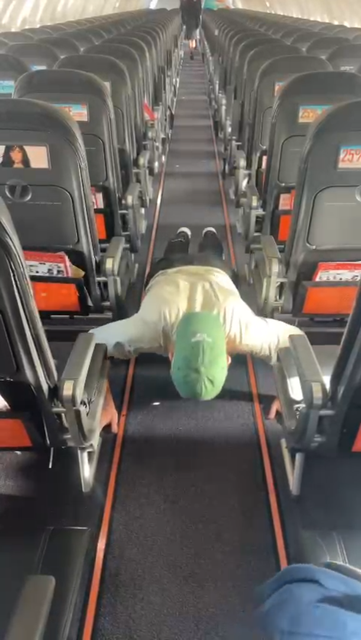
left=102, top=236, right=126, bottom=278
left=5, top=575, right=55, bottom=640
left=324, top=561, right=361, bottom=583
left=260, top=234, right=282, bottom=261
left=246, top=183, right=262, bottom=208
left=124, top=182, right=141, bottom=208
left=137, top=149, right=150, bottom=169
left=59, top=333, right=99, bottom=407
left=288, top=334, right=328, bottom=408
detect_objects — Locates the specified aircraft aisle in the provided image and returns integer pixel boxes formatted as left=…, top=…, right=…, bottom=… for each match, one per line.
left=92, top=52, right=278, bottom=640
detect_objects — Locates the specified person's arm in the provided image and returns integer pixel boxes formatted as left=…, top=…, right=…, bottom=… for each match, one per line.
left=89, top=311, right=162, bottom=359
left=240, top=315, right=303, bottom=364
left=232, top=298, right=303, bottom=365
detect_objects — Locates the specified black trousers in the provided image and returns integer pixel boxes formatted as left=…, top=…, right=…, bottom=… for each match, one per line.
left=145, top=231, right=237, bottom=288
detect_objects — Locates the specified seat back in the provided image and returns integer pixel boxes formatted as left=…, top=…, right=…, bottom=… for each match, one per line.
left=106, top=34, right=153, bottom=106
left=5, top=42, right=59, bottom=70
left=58, top=53, right=135, bottom=186
left=283, top=99, right=361, bottom=321
left=241, top=42, right=301, bottom=162
left=327, top=44, right=361, bottom=72
left=38, top=36, right=81, bottom=57
left=290, top=31, right=326, bottom=50
left=85, top=43, right=145, bottom=155
left=0, top=54, right=29, bottom=98
left=0, top=97, right=101, bottom=314
left=61, top=29, right=96, bottom=51
left=324, top=283, right=361, bottom=452
left=264, top=71, right=361, bottom=245
left=251, top=55, right=331, bottom=189
left=232, top=36, right=276, bottom=137
left=0, top=32, right=35, bottom=45
left=0, top=197, right=62, bottom=448
left=15, top=68, right=123, bottom=242
left=306, top=36, right=350, bottom=58
left=22, top=27, right=53, bottom=39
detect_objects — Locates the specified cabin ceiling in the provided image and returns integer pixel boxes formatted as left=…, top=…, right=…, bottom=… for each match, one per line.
left=0, top=0, right=360, bottom=31
left=233, top=0, right=361, bottom=27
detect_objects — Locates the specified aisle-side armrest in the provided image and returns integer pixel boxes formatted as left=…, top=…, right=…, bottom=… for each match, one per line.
left=59, top=333, right=100, bottom=407
left=250, top=235, right=284, bottom=316
left=288, top=335, right=328, bottom=408
left=260, top=234, right=282, bottom=263
left=124, top=181, right=141, bottom=208
left=59, top=333, right=108, bottom=446
left=102, top=236, right=126, bottom=279
left=5, top=575, right=55, bottom=640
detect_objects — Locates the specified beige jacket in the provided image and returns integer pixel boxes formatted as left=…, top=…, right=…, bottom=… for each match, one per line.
left=90, top=265, right=302, bottom=363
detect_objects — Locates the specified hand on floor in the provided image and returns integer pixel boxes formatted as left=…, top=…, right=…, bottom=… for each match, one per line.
left=100, top=385, right=119, bottom=434
left=268, top=398, right=281, bottom=420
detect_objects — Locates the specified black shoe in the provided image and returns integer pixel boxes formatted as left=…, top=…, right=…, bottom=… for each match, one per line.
left=190, top=51, right=194, bottom=60
left=176, top=227, right=192, bottom=242
left=202, top=227, right=225, bottom=259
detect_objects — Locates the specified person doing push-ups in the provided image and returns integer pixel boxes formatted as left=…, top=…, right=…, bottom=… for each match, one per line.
left=92, top=227, right=302, bottom=430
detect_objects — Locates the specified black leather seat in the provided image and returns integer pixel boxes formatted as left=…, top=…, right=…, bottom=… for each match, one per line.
left=5, top=42, right=59, bottom=70
left=327, top=43, right=361, bottom=71
left=249, top=55, right=331, bottom=190
left=0, top=54, right=29, bottom=98
left=60, top=28, right=97, bottom=51
left=306, top=35, right=350, bottom=58
left=85, top=43, right=145, bottom=158
left=0, top=197, right=109, bottom=491
left=240, top=42, right=301, bottom=163
left=250, top=98, right=361, bottom=319
left=273, top=279, right=361, bottom=496
left=38, top=35, right=81, bottom=58
left=14, top=68, right=143, bottom=251
left=56, top=53, right=137, bottom=192
left=21, top=27, right=54, bottom=39
left=261, top=71, right=361, bottom=248
left=0, top=32, right=35, bottom=45
left=0, top=97, right=133, bottom=320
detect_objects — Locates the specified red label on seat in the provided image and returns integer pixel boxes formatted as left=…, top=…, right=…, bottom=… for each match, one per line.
left=24, top=251, right=71, bottom=277
left=278, top=189, right=295, bottom=211
left=313, top=262, right=361, bottom=282
left=91, top=187, right=104, bottom=210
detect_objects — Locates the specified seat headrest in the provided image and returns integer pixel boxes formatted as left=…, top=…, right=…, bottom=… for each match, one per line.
left=38, top=36, right=81, bottom=56
left=327, top=43, right=361, bottom=65
left=5, top=42, right=59, bottom=67
left=64, top=29, right=95, bottom=49
left=307, top=36, right=350, bottom=54
left=14, top=68, right=110, bottom=103
left=249, top=43, right=301, bottom=63
left=258, top=54, right=331, bottom=80
left=56, top=54, right=132, bottom=103
left=0, top=32, right=34, bottom=44
left=84, top=43, right=142, bottom=72
left=0, top=53, right=29, bottom=74
left=276, top=70, right=361, bottom=103
left=0, top=97, right=84, bottom=150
